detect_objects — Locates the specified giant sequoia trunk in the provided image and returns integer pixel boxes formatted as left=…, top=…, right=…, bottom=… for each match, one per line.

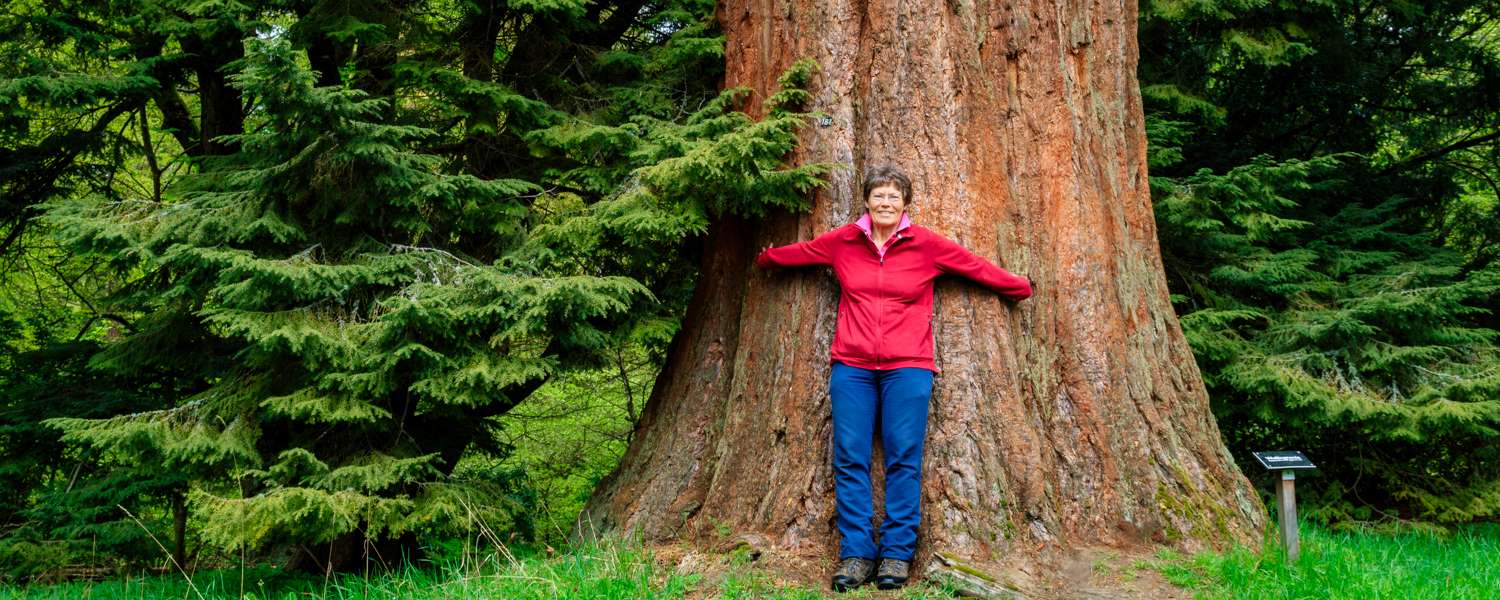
left=581, top=0, right=1266, bottom=583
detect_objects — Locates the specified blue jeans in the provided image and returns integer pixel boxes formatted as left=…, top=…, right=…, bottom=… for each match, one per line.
left=829, top=362, right=934, bottom=561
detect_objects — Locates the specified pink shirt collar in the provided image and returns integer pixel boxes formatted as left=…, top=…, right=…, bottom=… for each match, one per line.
left=854, top=211, right=912, bottom=235
left=854, top=212, right=913, bottom=258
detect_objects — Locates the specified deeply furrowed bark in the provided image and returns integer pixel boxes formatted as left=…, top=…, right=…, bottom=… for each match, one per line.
left=581, top=0, right=1266, bottom=578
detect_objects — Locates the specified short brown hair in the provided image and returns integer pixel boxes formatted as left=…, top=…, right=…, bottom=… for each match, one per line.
left=862, top=165, right=912, bottom=205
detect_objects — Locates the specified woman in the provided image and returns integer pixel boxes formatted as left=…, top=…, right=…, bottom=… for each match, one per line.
left=755, top=165, right=1033, bottom=592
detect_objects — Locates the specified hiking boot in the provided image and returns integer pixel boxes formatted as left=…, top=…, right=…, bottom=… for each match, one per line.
left=830, top=557, right=875, bottom=592
left=875, top=557, right=910, bottom=589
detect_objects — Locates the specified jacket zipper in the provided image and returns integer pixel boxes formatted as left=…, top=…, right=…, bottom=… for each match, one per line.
left=876, top=246, right=884, bottom=368
left=866, top=230, right=911, bottom=369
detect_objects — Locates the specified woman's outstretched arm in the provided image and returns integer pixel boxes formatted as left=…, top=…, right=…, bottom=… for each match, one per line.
left=755, top=226, right=844, bottom=269
left=933, top=236, right=1033, bottom=300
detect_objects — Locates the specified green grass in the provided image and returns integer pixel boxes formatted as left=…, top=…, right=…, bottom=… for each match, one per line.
left=1144, top=522, right=1500, bottom=599
left=0, top=540, right=693, bottom=600
left=0, top=538, right=952, bottom=599
left=6, top=523, right=1496, bottom=599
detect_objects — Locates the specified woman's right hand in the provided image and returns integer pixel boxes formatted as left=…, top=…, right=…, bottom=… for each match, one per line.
left=754, top=243, right=775, bottom=270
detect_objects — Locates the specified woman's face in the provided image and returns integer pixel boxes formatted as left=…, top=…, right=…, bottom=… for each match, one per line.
left=865, top=183, right=907, bottom=229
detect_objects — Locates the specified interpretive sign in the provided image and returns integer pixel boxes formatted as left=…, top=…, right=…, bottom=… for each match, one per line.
left=1252, top=450, right=1315, bottom=562
left=1252, top=451, right=1316, bottom=471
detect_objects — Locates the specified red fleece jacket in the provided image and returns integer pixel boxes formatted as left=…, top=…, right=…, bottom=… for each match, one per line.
left=755, top=216, right=1032, bottom=372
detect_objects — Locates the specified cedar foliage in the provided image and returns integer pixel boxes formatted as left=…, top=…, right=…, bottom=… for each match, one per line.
left=0, top=338, right=178, bottom=576
left=1141, top=0, right=1500, bottom=523
left=5, top=0, right=827, bottom=575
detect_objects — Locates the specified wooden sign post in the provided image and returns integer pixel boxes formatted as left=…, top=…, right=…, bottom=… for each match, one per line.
left=1252, top=451, right=1317, bottom=562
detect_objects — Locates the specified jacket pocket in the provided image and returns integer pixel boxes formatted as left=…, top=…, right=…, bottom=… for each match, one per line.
left=882, top=304, right=933, bottom=362
left=835, top=299, right=876, bottom=361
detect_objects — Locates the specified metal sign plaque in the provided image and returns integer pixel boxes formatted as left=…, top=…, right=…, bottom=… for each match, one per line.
left=1253, top=451, right=1316, bottom=470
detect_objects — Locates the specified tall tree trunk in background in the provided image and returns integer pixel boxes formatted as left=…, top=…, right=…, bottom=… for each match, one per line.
left=582, top=0, right=1266, bottom=586
left=181, top=28, right=245, bottom=156
left=171, top=488, right=188, bottom=571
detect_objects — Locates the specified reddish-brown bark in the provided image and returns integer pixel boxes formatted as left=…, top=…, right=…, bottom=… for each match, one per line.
left=581, top=0, right=1266, bottom=584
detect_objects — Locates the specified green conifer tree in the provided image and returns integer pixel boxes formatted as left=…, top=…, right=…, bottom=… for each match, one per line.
left=36, top=9, right=827, bottom=565
left=1141, top=0, right=1500, bottom=522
